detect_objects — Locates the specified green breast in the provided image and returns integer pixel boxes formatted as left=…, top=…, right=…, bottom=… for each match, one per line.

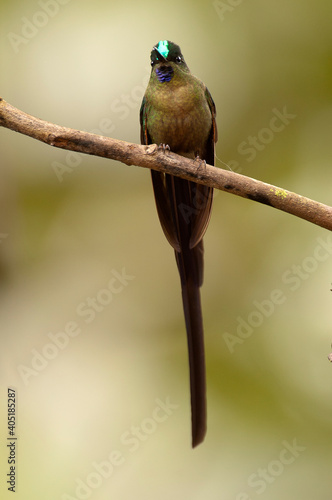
left=145, top=76, right=212, bottom=158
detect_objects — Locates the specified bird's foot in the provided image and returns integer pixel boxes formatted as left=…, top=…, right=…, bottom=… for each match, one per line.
left=194, top=155, right=207, bottom=171
left=158, top=143, right=171, bottom=154
left=145, top=143, right=171, bottom=156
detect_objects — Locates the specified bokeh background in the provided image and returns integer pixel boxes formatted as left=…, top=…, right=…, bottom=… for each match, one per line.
left=1, top=0, right=332, bottom=499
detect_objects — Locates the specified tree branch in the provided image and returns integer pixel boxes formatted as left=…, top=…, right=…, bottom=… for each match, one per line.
left=1, top=97, right=331, bottom=231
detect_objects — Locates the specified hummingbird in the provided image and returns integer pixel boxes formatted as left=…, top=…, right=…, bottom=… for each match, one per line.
left=140, top=40, right=217, bottom=447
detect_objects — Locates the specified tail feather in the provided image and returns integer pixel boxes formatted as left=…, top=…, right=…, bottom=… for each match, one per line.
left=180, top=277, right=206, bottom=447
left=151, top=171, right=208, bottom=446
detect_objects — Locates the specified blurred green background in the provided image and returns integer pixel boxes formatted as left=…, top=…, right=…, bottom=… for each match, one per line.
left=1, top=0, right=332, bottom=499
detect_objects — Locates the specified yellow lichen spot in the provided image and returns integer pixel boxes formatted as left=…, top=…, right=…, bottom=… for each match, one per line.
left=270, top=188, right=288, bottom=199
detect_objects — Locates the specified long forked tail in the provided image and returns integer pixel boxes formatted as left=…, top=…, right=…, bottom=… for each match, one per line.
left=180, top=275, right=206, bottom=447
left=150, top=170, right=208, bottom=446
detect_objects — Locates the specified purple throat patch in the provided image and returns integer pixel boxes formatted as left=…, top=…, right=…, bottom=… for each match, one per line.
left=156, top=66, right=174, bottom=83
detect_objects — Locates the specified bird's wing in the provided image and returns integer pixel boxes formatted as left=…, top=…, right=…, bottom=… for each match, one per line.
left=189, top=86, right=217, bottom=249
left=140, top=96, right=181, bottom=252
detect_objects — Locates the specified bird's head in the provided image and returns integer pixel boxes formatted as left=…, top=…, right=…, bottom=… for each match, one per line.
left=150, top=40, right=190, bottom=83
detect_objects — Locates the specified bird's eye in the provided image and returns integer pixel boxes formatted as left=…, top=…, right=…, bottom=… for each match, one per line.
left=175, top=56, right=182, bottom=63
left=151, top=60, right=155, bottom=66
